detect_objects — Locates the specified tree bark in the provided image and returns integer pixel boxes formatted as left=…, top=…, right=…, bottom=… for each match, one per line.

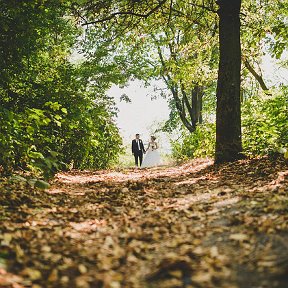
left=191, top=85, right=203, bottom=127
left=170, top=83, right=195, bottom=133
left=215, top=0, right=243, bottom=163
left=179, top=84, right=203, bottom=132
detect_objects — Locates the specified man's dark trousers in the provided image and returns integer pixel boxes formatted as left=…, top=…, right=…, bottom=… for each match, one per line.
left=134, top=151, right=143, bottom=167
left=132, top=138, right=145, bottom=167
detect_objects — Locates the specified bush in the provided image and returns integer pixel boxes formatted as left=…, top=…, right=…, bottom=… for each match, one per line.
left=0, top=1, right=122, bottom=178
left=242, top=88, right=288, bottom=156
left=0, top=105, right=66, bottom=178
left=0, top=100, right=122, bottom=178
left=171, top=87, right=288, bottom=161
left=171, top=123, right=215, bottom=162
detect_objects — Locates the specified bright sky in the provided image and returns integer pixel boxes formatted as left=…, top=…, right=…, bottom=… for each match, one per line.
left=262, top=52, right=288, bottom=85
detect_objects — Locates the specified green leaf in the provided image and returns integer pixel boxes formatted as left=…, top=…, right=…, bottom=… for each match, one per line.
left=34, top=180, right=50, bottom=190
left=61, top=108, right=68, bottom=114
left=10, top=175, right=27, bottom=183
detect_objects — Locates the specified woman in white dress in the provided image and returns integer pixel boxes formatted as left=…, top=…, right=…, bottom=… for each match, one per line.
left=141, top=136, right=161, bottom=168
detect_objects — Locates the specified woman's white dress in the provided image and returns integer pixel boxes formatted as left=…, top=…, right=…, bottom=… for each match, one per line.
left=141, top=142, right=161, bottom=168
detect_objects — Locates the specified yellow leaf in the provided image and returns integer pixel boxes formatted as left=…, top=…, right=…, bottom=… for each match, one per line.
left=41, top=245, right=51, bottom=253
left=110, top=282, right=121, bottom=288
left=15, top=245, right=24, bottom=258
left=210, top=246, right=219, bottom=257
left=193, top=246, right=204, bottom=255
left=78, top=264, right=88, bottom=274
left=21, top=268, right=42, bottom=280
left=258, top=261, right=276, bottom=267
left=48, top=269, right=58, bottom=282
left=191, top=272, right=211, bottom=283
left=229, top=233, right=249, bottom=242
left=169, top=270, right=182, bottom=278
left=2, top=234, right=13, bottom=246
left=75, top=276, right=90, bottom=288
left=60, top=276, right=69, bottom=284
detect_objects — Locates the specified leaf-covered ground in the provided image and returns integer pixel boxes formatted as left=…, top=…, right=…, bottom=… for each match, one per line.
left=0, top=157, right=287, bottom=288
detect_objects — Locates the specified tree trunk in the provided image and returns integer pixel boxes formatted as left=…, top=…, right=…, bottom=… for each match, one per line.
left=199, top=90, right=203, bottom=124
left=215, top=0, right=243, bottom=163
left=191, top=85, right=203, bottom=128
left=180, top=84, right=204, bottom=132
left=171, top=85, right=195, bottom=133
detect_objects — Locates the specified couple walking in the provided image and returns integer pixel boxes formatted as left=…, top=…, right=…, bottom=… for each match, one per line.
left=131, top=134, right=161, bottom=168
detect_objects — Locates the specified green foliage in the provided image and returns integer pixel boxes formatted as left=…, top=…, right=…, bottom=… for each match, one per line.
left=242, top=87, right=288, bottom=156
left=172, top=87, right=288, bottom=162
left=0, top=75, right=122, bottom=178
left=62, top=103, right=122, bottom=170
left=9, top=175, right=50, bottom=190
left=0, top=105, right=66, bottom=178
left=0, top=0, right=122, bottom=178
left=171, top=123, right=215, bottom=162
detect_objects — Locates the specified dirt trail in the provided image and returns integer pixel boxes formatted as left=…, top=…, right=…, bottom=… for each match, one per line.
left=0, top=158, right=287, bottom=288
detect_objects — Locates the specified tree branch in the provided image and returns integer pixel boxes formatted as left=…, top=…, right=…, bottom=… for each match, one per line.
left=168, top=0, right=173, bottom=24
left=188, top=1, right=217, bottom=13
left=82, top=0, right=168, bottom=26
left=243, top=58, right=271, bottom=95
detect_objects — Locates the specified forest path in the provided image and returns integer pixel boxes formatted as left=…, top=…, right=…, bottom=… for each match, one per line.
left=0, top=158, right=287, bottom=288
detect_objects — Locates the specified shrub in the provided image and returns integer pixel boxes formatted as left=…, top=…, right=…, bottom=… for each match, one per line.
left=0, top=101, right=122, bottom=178
left=242, top=88, right=288, bottom=156
left=171, top=87, right=288, bottom=161
left=171, top=123, right=215, bottom=162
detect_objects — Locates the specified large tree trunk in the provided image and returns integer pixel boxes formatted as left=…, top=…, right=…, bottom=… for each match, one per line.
left=215, top=0, right=243, bottom=163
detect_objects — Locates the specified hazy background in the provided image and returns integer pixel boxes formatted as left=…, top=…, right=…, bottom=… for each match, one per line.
left=108, top=53, right=287, bottom=158
left=108, top=80, right=172, bottom=154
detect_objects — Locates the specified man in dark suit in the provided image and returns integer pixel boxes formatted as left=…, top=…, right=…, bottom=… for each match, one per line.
left=132, top=134, right=146, bottom=167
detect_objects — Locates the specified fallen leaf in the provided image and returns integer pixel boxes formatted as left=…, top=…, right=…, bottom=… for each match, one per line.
left=229, top=233, right=249, bottom=242
left=21, top=268, right=42, bottom=281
